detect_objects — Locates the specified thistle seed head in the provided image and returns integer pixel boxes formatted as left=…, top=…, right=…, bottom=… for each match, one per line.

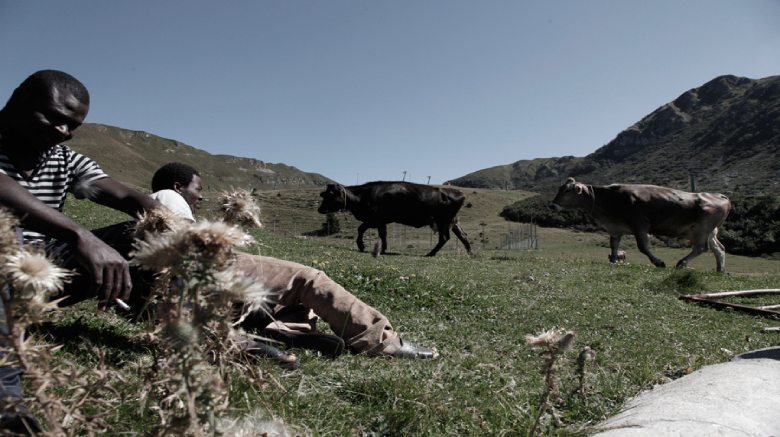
left=2, top=248, right=72, bottom=302
left=219, top=189, right=263, bottom=228
left=132, top=220, right=253, bottom=271
left=164, top=319, right=199, bottom=350
left=525, top=328, right=576, bottom=353
left=134, top=208, right=187, bottom=240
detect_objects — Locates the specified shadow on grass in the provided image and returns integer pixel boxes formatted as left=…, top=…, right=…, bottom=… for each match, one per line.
left=645, top=269, right=705, bottom=296
left=30, top=318, right=152, bottom=366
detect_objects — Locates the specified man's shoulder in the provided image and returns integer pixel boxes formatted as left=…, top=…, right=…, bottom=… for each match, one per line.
left=150, top=189, right=183, bottom=201
left=151, top=189, right=195, bottom=221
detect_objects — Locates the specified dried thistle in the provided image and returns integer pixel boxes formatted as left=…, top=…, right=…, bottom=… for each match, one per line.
left=2, top=247, right=71, bottom=310
left=131, top=220, right=254, bottom=273
left=218, top=189, right=263, bottom=228
left=576, top=346, right=597, bottom=394
left=214, top=268, right=273, bottom=327
left=0, top=240, right=122, bottom=435
left=0, top=206, right=19, bottom=254
left=164, top=320, right=200, bottom=351
left=525, top=328, right=576, bottom=437
left=216, top=408, right=300, bottom=436
left=525, top=329, right=563, bottom=348
left=132, top=220, right=264, bottom=435
left=134, top=207, right=188, bottom=240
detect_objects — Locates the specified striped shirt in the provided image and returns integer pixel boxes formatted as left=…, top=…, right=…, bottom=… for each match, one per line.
left=0, top=144, right=108, bottom=244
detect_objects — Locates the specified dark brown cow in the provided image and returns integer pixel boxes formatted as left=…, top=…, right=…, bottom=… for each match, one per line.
left=317, top=181, right=472, bottom=256
left=551, top=177, right=731, bottom=272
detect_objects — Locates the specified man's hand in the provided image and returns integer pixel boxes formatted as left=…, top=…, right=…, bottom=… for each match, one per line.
left=74, top=231, right=132, bottom=309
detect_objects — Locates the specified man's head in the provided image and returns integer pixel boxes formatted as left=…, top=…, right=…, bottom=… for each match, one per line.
left=151, top=162, right=203, bottom=210
left=0, top=70, right=90, bottom=153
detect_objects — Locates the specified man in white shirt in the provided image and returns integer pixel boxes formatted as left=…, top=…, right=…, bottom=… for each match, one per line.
left=150, top=162, right=440, bottom=360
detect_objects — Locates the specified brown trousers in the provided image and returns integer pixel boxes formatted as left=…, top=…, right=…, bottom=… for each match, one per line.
left=233, top=252, right=397, bottom=353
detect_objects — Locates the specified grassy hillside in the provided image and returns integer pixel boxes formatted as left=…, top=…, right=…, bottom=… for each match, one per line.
left=66, top=123, right=334, bottom=191
left=35, top=188, right=780, bottom=435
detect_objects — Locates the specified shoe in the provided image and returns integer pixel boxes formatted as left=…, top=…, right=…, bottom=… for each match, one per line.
left=262, top=329, right=346, bottom=358
left=245, top=341, right=300, bottom=370
left=380, top=337, right=440, bottom=359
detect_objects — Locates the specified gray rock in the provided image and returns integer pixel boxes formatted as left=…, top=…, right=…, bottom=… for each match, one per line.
left=592, top=347, right=780, bottom=436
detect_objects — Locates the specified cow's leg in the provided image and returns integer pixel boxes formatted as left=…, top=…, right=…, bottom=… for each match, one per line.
left=378, top=224, right=388, bottom=254
left=425, top=223, right=450, bottom=257
left=710, top=228, right=726, bottom=273
left=356, top=223, right=369, bottom=252
left=676, top=227, right=715, bottom=270
left=608, top=235, right=622, bottom=263
left=675, top=241, right=706, bottom=270
left=451, top=222, right=472, bottom=254
left=678, top=229, right=725, bottom=272
left=634, top=232, right=666, bottom=268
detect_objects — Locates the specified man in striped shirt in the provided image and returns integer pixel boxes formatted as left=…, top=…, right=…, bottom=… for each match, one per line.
left=0, top=70, right=160, bottom=433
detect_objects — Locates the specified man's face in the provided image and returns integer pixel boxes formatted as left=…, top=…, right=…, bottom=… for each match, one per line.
left=176, top=174, right=203, bottom=210
left=11, top=86, right=89, bottom=153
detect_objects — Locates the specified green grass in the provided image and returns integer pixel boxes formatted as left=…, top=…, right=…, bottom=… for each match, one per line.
left=47, top=190, right=780, bottom=435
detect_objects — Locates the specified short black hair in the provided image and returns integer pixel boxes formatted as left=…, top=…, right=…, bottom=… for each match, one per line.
left=152, top=162, right=200, bottom=192
left=3, top=70, right=90, bottom=112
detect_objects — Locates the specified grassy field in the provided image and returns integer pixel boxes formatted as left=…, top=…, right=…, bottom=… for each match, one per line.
left=42, top=190, right=780, bottom=435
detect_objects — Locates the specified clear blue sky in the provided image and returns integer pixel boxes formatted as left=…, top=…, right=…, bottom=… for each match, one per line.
left=2, top=1, right=778, bottom=185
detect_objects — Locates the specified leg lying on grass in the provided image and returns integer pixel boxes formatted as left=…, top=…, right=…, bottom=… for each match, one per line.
left=234, top=253, right=439, bottom=360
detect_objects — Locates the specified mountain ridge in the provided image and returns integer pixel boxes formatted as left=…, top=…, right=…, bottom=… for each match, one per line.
left=66, top=123, right=333, bottom=192
left=446, top=74, right=780, bottom=195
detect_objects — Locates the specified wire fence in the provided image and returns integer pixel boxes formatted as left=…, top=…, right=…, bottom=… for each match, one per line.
left=263, top=215, right=538, bottom=253
left=501, top=222, right=538, bottom=250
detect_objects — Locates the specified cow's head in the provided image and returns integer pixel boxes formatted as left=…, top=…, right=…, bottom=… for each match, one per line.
left=550, top=177, right=592, bottom=210
left=317, top=183, right=348, bottom=214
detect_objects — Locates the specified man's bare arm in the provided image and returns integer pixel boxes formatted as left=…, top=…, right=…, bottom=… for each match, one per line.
left=89, top=177, right=160, bottom=217
left=0, top=173, right=92, bottom=243
left=0, top=174, right=159, bottom=308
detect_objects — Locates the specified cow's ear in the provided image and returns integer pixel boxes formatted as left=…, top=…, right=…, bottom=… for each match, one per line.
left=574, top=182, right=590, bottom=195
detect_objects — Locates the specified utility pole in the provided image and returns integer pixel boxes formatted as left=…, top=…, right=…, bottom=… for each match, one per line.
left=427, top=175, right=431, bottom=184
left=402, top=171, right=407, bottom=181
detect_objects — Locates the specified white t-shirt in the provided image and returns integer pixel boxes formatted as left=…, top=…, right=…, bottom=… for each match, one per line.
left=150, top=189, right=195, bottom=222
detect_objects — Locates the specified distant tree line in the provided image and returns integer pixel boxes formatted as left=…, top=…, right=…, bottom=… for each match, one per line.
left=500, top=193, right=780, bottom=258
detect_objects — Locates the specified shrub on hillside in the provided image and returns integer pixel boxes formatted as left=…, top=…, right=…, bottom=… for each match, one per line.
left=720, top=194, right=780, bottom=257
left=499, top=194, right=600, bottom=231
left=502, top=192, right=780, bottom=258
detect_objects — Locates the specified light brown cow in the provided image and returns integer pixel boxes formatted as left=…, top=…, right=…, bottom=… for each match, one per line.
left=551, top=178, right=731, bottom=272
